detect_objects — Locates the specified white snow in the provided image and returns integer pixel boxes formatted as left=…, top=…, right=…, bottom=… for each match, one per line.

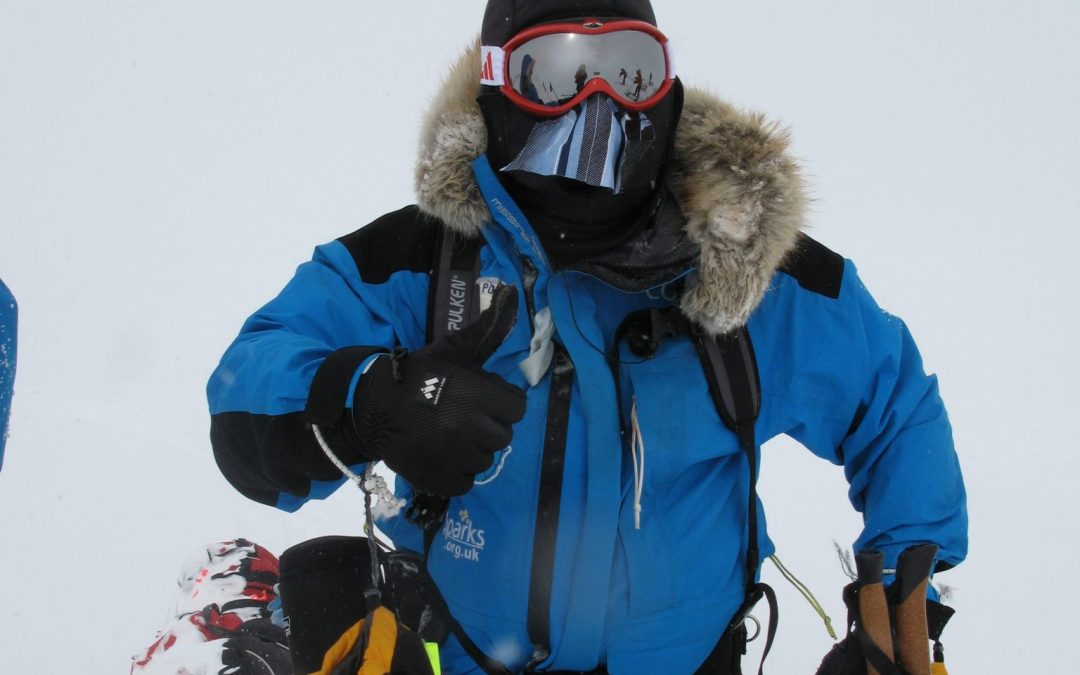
left=1, top=1, right=1078, bottom=672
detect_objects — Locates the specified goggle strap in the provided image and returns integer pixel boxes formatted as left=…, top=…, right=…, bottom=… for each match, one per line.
left=480, top=45, right=507, bottom=87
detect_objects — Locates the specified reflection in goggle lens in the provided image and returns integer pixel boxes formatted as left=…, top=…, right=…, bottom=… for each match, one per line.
left=508, top=31, right=667, bottom=107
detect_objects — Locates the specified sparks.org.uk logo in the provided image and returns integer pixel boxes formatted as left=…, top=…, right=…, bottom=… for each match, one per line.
left=443, top=508, right=486, bottom=562
left=416, top=374, right=447, bottom=406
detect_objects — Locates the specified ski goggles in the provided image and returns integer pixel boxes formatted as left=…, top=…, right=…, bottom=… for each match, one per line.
left=481, top=19, right=677, bottom=117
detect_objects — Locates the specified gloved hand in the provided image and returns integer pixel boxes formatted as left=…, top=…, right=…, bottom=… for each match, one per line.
left=219, top=623, right=293, bottom=675
left=352, top=284, right=526, bottom=497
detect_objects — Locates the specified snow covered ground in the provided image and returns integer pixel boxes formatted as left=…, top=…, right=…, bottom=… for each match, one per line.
left=2, top=1, right=1078, bottom=672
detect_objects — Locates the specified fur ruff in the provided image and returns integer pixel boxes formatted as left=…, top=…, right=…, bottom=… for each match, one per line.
left=414, top=42, right=807, bottom=335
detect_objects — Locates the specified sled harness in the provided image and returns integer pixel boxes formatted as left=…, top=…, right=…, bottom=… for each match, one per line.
left=388, top=227, right=777, bottom=674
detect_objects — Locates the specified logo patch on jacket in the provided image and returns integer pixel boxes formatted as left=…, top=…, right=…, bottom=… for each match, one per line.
left=416, top=375, right=447, bottom=406
left=446, top=274, right=469, bottom=334
left=442, top=509, right=486, bottom=562
left=477, top=277, right=504, bottom=313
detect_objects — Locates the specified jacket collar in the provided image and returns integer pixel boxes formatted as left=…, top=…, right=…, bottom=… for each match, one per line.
left=414, top=42, right=808, bottom=336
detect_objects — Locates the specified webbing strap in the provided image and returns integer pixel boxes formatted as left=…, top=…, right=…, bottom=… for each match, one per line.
left=750, top=583, right=779, bottom=675
left=416, top=226, right=511, bottom=675
left=691, top=325, right=762, bottom=593
left=526, top=347, right=574, bottom=666
left=413, top=225, right=484, bottom=533
left=426, top=227, right=483, bottom=344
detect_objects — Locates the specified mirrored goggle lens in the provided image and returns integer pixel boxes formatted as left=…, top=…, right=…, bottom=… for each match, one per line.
left=507, top=30, right=669, bottom=108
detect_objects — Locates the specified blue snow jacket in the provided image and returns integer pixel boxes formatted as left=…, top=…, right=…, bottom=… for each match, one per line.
left=208, top=48, right=967, bottom=675
left=0, top=279, right=15, bottom=469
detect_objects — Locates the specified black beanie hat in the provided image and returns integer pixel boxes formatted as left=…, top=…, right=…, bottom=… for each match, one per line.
left=481, top=0, right=657, bottom=45
left=478, top=0, right=677, bottom=267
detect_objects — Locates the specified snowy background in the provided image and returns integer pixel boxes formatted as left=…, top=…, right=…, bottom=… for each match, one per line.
left=2, top=1, right=1078, bottom=672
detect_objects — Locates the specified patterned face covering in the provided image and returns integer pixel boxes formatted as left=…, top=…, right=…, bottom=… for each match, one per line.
left=500, top=93, right=654, bottom=193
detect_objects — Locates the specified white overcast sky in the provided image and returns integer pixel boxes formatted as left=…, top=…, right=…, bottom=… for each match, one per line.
left=1, top=1, right=1078, bottom=672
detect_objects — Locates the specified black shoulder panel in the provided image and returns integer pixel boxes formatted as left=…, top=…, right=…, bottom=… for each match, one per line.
left=337, top=205, right=440, bottom=284
left=778, top=234, right=845, bottom=299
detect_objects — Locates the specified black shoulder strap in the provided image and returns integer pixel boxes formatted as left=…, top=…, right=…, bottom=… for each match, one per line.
left=426, top=226, right=484, bottom=344
left=406, top=225, right=485, bottom=534
left=410, top=225, right=485, bottom=540
left=415, top=226, right=511, bottom=674
left=692, top=326, right=761, bottom=434
left=690, top=324, right=777, bottom=675
left=690, top=324, right=762, bottom=585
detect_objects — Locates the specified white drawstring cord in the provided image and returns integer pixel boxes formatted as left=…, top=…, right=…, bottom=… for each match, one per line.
left=630, top=397, right=646, bottom=530
left=312, top=423, right=399, bottom=594
left=311, top=424, right=405, bottom=521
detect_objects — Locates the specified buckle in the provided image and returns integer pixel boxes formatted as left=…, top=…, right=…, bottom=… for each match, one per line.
left=405, top=492, right=450, bottom=531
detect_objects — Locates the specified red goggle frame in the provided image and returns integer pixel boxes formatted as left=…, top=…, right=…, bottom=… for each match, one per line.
left=481, top=19, right=677, bottom=117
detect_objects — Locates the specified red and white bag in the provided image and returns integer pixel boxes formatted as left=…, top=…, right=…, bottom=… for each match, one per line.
left=131, top=539, right=291, bottom=675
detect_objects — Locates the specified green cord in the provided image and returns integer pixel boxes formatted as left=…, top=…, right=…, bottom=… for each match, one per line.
left=768, top=555, right=838, bottom=640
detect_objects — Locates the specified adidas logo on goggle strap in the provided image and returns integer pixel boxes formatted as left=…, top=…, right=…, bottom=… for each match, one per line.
left=480, top=46, right=506, bottom=86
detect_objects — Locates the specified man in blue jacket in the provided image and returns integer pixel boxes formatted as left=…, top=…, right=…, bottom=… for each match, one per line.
left=208, top=1, right=967, bottom=672
left=0, top=278, right=15, bottom=470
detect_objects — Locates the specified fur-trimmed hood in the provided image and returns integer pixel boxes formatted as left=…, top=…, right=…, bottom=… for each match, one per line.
left=415, top=43, right=807, bottom=335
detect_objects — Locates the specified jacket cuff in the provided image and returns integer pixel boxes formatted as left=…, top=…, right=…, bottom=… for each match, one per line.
left=306, top=346, right=387, bottom=427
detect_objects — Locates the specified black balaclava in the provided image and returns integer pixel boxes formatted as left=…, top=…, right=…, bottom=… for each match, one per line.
left=478, top=0, right=682, bottom=267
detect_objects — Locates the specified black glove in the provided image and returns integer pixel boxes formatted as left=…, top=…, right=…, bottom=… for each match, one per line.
left=352, top=284, right=526, bottom=497
left=220, top=625, right=293, bottom=675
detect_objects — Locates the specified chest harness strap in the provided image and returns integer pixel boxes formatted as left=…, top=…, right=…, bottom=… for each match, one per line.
left=399, top=228, right=774, bottom=674
left=410, top=228, right=506, bottom=672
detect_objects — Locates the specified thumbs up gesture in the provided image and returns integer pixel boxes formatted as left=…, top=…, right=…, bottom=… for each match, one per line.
left=351, top=285, right=527, bottom=497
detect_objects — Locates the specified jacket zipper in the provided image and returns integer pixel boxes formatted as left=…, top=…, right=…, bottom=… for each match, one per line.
left=520, top=255, right=540, bottom=322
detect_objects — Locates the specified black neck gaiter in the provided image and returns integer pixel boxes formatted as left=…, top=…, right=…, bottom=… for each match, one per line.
left=479, top=80, right=683, bottom=268
left=499, top=172, right=656, bottom=267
